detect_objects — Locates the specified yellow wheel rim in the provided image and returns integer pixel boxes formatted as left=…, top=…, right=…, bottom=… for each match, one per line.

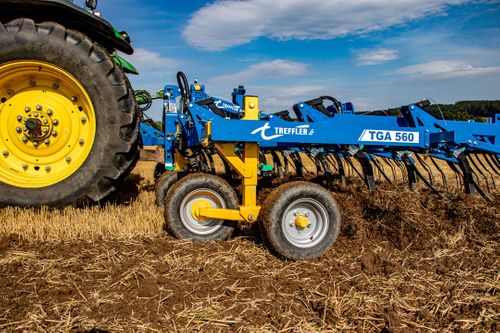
left=0, top=61, right=96, bottom=188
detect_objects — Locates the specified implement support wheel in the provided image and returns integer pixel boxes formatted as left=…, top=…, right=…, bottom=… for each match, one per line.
left=164, top=173, right=238, bottom=242
left=260, top=181, right=341, bottom=260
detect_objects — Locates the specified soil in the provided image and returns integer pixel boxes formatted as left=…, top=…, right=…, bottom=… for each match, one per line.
left=0, top=183, right=498, bottom=332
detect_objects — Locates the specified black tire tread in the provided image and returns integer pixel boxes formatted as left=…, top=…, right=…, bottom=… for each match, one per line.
left=260, top=181, right=341, bottom=260
left=0, top=18, right=140, bottom=207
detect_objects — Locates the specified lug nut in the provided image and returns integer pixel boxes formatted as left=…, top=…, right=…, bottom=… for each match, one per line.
left=22, top=136, right=28, bottom=143
left=47, top=109, right=53, bottom=116
left=81, top=117, right=87, bottom=124
left=52, top=83, right=59, bottom=89
left=33, top=142, right=38, bottom=147
left=7, top=89, right=14, bottom=95
left=2, top=150, right=8, bottom=157
left=17, top=115, right=23, bottom=122
left=16, top=127, right=22, bottom=133
left=42, top=128, right=48, bottom=134
left=43, top=119, right=48, bottom=125
left=71, top=96, right=78, bottom=102
left=66, top=156, right=72, bottom=163
left=34, top=112, right=39, bottom=117
left=79, top=138, right=85, bottom=145
left=36, top=105, right=42, bottom=111
left=45, top=166, right=51, bottom=172
left=22, top=163, right=28, bottom=170
left=44, top=139, right=50, bottom=145
left=25, top=107, right=31, bottom=113
left=52, top=119, right=59, bottom=126
left=52, top=130, right=58, bottom=137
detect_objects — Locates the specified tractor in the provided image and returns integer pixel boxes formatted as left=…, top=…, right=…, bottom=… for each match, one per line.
left=0, top=0, right=140, bottom=206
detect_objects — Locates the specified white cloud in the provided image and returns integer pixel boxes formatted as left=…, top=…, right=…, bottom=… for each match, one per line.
left=183, top=0, right=470, bottom=50
left=356, top=48, right=398, bottom=65
left=393, top=60, right=500, bottom=79
left=210, top=59, right=309, bottom=85
left=127, top=48, right=180, bottom=70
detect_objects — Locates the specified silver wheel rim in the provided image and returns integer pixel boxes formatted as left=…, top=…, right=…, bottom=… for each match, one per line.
left=281, top=198, right=329, bottom=248
left=180, top=188, right=226, bottom=236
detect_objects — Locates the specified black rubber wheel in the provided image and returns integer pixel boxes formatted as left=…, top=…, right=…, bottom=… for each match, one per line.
left=164, top=173, right=238, bottom=242
left=155, top=171, right=184, bottom=207
left=0, top=19, right=139, bottom=207
left=260, top=181, right=341, bottom=260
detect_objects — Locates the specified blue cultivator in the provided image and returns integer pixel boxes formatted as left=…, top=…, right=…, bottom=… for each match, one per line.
left=139, top=72, right=499, bottom=260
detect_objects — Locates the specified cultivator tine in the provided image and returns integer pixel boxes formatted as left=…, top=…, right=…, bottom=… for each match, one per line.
left=329, top=154, right=347, bottom=186
left=429, top=156, right=448, bottom=189
left=281, top=152, right=291, bottom=175
left=270, top=151, right=284, bottom=178
left=381, top=157, right=398, bottom=183
left=415, top=154, right=435, bottom=186
left=291, top=152, right=306, bottom=178
left=401, top=154, right=418, bottom=190
left=457, top=154, right=476, bottom=195
left=355, top=152, right=375, bottom=190
left=467, top=155, right=491, bottom=192
left=371, top=156, right=393, bottom=184
left=473, top=154, right=496, bottom=190
left=446, top=160, right=463, bottom=189
left=318, top=154, right=335, bottom=188
left=484, top=154, right=500, bottom=175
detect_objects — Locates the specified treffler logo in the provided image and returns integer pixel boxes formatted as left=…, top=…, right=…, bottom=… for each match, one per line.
left=251, top=123, right=314, bottom=141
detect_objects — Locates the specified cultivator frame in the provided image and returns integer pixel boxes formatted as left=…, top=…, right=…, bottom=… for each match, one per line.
left=141, top=72, right=499, bottom=260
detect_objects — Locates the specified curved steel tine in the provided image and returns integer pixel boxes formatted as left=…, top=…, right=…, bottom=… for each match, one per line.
left=345, top=155, right=371, bottom=188
left=394, top=160, right=407, bottom=185
left=318, top=154, right=334, bottom=188
left=456, top=155, right=476, bottom=195
left=331, top=154, right=347, bottom=186
left=467, top=155, right=491, bottom=192
left=291, top=152, right=305, bottom=178
left=372, top=156, right=393, bottom=184
left=446, top=161, right=462, bottom=188
left=429, top=156, right=448, bottom=189
left=484, top=154, right=500, bottom=175
left=305, top=152, right=323, bottom=176
left=356, top=152, right=375, bottom=190
left=475, top=154, right=496, bottom=190
left=325, top=154, right=339, bottom=173
left=270, top=151, right=284, bottom=178
left=401, top=154, right=418, bottom=190
left=415, top=154, right=434, bottom=186
left=280, top=152, right=291, bottom=176
left=383, top=157, right=398, bottom=182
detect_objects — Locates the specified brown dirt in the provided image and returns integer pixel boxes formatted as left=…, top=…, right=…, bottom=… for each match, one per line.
left=0, top=162, right=499, bottom=332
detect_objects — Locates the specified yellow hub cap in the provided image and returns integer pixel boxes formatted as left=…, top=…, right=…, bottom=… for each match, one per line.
left=190, top=199, right=214, bottom=222
left=294, top=215, right=310, bottom=229
left=0, top=61, right=96, bottom=188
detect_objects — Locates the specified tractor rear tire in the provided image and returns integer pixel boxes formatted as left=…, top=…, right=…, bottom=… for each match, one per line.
left=0, top=19, right=139, bottom=207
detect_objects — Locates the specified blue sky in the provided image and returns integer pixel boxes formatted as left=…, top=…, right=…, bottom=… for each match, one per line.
left=80, top=0, right=499, bottom=119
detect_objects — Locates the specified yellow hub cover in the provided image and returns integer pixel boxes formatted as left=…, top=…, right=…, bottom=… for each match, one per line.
left=294, top=215, right=310, bottom=229
left=0, top=61, right=96, bottom=188
left=190, top=199, right=214, bottom=222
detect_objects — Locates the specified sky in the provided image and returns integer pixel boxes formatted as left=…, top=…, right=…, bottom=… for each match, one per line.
left=79, top=0, right=499, bottom=119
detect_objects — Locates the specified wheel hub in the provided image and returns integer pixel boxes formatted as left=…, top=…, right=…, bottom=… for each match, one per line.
left=0, top=61, right=96, bottom=188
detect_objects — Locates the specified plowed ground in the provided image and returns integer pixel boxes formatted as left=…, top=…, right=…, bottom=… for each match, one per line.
left=0, top=162, right=498, bottom=332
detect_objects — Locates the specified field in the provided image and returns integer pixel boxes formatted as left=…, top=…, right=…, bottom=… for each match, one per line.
left=0, top=161, right=498, bottom=332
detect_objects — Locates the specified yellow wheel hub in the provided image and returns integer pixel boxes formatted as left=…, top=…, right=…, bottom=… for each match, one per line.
left=0, top=61, right=96, bottom=188
left=191, top=199, right=214, bottom=222
left=294, top=215, right=310, bottom=229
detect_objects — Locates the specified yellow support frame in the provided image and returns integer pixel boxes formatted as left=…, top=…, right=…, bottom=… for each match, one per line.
left=195, top=96, right=261, bottom=223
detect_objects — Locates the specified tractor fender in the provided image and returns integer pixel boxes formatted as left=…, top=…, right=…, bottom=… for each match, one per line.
left=0, top=0, right=133, bottom=54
